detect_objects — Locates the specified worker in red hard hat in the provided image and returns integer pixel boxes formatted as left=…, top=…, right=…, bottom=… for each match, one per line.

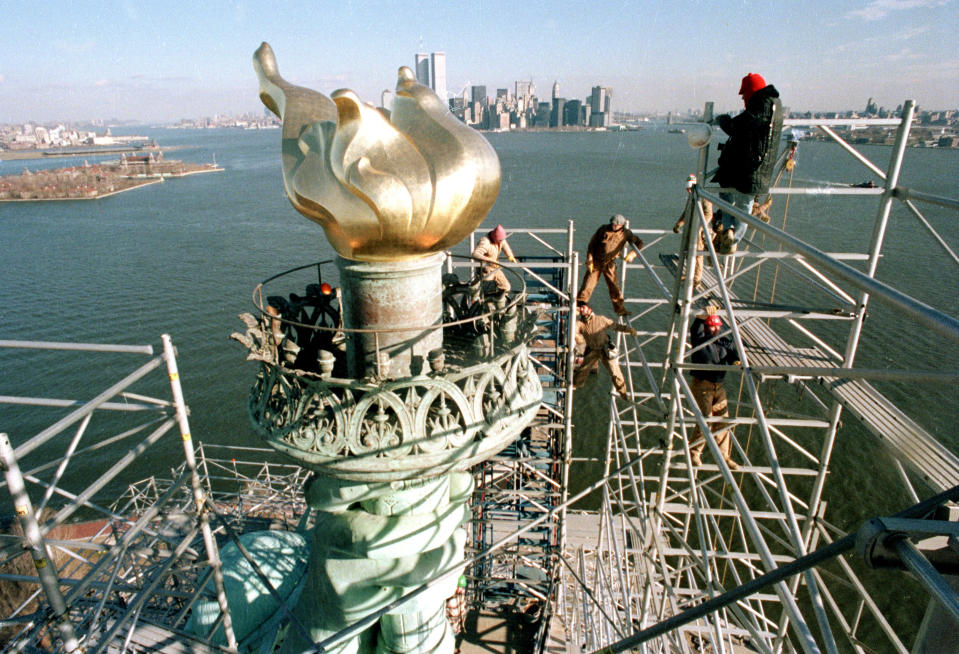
left=710, top=72, right=783, bottom=255
left=472, top=224, right=517, bottom=293
left=687, top=307, right=741, bottom=470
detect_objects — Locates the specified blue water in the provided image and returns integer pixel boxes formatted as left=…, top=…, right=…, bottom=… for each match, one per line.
left=1, top=127, right=957, bottom=504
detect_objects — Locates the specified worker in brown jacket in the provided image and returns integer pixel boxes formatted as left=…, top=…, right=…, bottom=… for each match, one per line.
left=672, top=174, right=716, bottom=287
left=572, top=302, right=636, bottom=398
left=578, top=214, right=644, bottom=316
left=472, top=224, right=516, bottom=293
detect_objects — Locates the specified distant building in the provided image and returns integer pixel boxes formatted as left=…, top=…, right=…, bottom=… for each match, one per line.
left=564, top=99, right=583, bottom=127
left=515, top=80, right=533, bottom=102
left=430, top=52, right=447, bottom=102
left=551, top=98, right=566, bottom=128
left=415, top=54, right=430, bottom=87
left=590, top=86, right=613, bottom=127
left=471, top=86, right=487, bottom=106
left=536, top=102, right=552, bottom=127
left=551, top=80, right=560, bottom=102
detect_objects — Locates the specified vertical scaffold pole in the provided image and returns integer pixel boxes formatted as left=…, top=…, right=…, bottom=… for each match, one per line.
left=161, top=334, right=239, bottom=651
left=803, top=100, right=917, bottom=554
left=0, top=433, right=83, bottom=653
left=561, top=247, right=580, bottom=556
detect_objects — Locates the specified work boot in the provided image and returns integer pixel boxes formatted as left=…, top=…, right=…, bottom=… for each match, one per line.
left=615, top=306, right=633, bottom=316
left=719, top=229, right=737, bottom=255
left=724, top=458, right=740, bottom=471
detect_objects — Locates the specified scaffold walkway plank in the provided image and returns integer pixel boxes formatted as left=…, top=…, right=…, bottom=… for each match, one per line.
left=737, top=299, right=959, bottom=493
left=105, top=623, right=220, bottom=654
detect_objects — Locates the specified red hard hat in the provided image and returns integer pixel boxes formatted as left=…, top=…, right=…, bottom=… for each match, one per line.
left=320, top=282, right=333, bottom=295
left=705, top=314, right=722, bottom=329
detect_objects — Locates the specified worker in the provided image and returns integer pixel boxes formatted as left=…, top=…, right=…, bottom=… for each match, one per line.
left=687, top=308, right=740, bottom=470
left=573, top=302, right=636, bottom=399
left=672, top=174, right=717, bottom=288
left=578, top=214, right=644, bottom=316
left=471, top=224, right=516, bottom=293
left=711, top=72, right=783, bottom=254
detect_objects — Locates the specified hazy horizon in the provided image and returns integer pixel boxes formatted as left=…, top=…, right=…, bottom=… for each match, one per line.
left=2, top=0, right=957, bottom=124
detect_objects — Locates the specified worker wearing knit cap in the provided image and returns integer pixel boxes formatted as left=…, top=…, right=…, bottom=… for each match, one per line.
left=711, top=73, right=783, bottom=254
left=472, top=224, right=517, bottom=293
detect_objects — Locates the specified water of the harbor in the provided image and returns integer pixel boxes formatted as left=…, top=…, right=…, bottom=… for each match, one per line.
left=1, top=126, right=958, bottom=643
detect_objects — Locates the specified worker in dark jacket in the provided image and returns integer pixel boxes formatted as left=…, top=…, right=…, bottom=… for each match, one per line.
left=687, top=309, right=740, bottom=470
left=711, top=73, right=783, bottom=254
left=577, top=214, right=644, bottom=316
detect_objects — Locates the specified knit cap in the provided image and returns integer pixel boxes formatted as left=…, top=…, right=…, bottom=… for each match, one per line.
left=739, top=73, right=766, bottom=104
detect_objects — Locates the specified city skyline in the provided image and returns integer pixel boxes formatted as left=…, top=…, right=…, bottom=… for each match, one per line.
left=2, top=0, right=958, bottom=123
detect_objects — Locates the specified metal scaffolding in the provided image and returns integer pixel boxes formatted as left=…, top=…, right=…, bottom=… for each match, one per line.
left=553, top=102, right=959, bottom=654
left=459, top=225, right=577, bottom=650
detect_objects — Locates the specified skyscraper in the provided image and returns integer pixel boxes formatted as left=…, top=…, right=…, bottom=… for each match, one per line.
left=515, top=80, right=533, bottom=101
left=430, top=52, right=447, bottom=101
left=415, top=54, right=430, bottom=88
left=590, top=86, right=613, bottom=127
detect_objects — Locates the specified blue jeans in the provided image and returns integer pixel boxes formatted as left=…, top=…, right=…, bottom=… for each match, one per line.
left=718, top=191, right=753, bottom=242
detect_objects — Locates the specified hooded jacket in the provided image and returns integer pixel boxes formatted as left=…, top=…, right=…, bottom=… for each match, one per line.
left=689, top=317, right=738, bottom=383
left=712, top=85, right=783, bottom=195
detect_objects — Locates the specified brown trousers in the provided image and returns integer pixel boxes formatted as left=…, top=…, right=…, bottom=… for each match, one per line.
left=689, top=377, right=732, bottom=460
left=573, top=347, right=627, bottom=396
left=577, top=263, right=625, bottom=313
left=482, top=267, right=510, bottom=292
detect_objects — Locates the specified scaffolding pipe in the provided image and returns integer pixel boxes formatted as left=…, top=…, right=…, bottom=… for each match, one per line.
left=0, top=434, right=83, bottom=653
left=587, top=485, right=959, bottom=654
left=801, top=101, right=916, bottom=562
left=161, top=334, right=238, bottom=651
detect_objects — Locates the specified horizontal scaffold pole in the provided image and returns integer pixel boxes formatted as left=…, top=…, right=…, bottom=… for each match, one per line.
left=699, top=188, right=959, bottom=345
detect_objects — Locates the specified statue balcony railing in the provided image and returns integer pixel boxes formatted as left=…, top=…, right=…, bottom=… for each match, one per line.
left=231, top=258, right=544, bottom=481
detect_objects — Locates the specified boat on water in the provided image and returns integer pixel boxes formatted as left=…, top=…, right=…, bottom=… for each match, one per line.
left=1, top=102, right=957, bottom=654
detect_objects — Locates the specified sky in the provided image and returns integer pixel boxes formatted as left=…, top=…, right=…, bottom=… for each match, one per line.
left=1, top=0, right=957, bottom=124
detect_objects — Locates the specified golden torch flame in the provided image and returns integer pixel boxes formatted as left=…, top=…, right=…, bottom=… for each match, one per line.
left=253, top=42, right=501, bottom=261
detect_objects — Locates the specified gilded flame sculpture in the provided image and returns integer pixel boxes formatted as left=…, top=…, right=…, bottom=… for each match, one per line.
left=239, top=44, right=540, bottom=654
left=253, top=42, right=501, bottom=261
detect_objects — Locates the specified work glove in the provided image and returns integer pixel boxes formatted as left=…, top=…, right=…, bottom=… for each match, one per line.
left=713, top=114, right=732, bottom=131
left=507, top=255, right=517, bottom=263
left=586, top=260, right=595, bottom=273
